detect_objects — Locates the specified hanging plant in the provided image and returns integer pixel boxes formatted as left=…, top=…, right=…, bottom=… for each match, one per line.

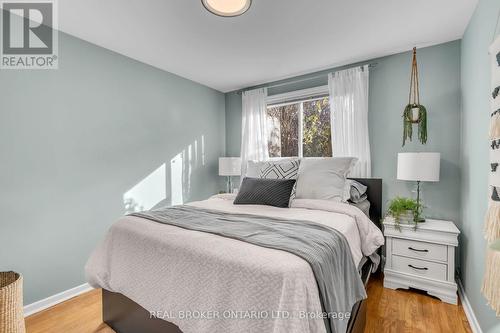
left=402, top=47, right=428, bottom=146
left=403, top=104, right=427, bottom=145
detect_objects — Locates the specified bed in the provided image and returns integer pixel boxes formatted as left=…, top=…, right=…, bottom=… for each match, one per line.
left=85, top=178, right=383, bottom=333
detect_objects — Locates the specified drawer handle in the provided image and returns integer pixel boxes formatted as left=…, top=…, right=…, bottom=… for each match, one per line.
left=408, top=246, right=429, bottom=253
left=408, top=264, right=428, bottom=271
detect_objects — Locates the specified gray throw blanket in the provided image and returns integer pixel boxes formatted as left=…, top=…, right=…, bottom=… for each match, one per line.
left=131, top=205, right=366, bottom=333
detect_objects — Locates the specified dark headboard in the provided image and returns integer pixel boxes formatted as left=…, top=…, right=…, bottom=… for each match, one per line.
left=348, top=178, right=382, bottom=228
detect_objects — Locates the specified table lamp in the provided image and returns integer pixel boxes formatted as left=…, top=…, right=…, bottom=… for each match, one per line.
left=397, top=152, right=440, bottom=221
left=219, top=157, right=241, bottom=193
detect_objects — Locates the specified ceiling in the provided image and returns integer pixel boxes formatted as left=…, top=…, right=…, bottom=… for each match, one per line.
left=59, top=0, right=477, bottom=92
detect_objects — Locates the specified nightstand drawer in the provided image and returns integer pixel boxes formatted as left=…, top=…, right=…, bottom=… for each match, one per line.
left=392, top=255, right=447, bottom=281
left=392, top=238, right=447, bottom=262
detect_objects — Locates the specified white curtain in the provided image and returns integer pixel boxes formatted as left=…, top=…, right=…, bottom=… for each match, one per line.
left=240, top=87, right=269, bottom=176
left=328, top=65, right=371, bottom=177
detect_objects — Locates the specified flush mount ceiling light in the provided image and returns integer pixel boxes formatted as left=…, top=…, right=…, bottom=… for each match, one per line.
left=202, top=0, right=252, bottom=17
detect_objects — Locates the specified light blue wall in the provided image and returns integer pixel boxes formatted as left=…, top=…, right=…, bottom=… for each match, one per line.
left=226, top=41, right=462, bottom=223
left=461, top=0, right=500, bottom=331
left=0, top=31, right=226, bottom=304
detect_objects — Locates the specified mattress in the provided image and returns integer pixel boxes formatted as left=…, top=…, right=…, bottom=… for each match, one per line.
left=85, top=195, right=384, bottom=333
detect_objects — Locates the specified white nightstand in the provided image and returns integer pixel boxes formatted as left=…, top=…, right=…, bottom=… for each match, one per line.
left=383, top=218, right=460, bottom=304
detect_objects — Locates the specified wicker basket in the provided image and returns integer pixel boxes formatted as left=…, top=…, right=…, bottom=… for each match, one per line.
left=0, top=272, right=25, bottom=333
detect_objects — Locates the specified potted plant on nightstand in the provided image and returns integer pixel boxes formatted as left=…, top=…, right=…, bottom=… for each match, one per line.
left=386, top=196, right=422, bottom=231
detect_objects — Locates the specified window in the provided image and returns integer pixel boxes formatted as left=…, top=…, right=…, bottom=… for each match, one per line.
left=266, top=96, right=332, bottom=158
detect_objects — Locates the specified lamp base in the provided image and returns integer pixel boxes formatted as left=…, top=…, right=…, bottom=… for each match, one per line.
left=414, top=180, right=426, bottom=223
left=226, top=176, right=233, bottom=193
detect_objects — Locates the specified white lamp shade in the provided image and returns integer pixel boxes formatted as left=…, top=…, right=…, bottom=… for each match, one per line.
left=397, top=152, right=440, bottom=182
left=219, top=157, right=242, bottom=176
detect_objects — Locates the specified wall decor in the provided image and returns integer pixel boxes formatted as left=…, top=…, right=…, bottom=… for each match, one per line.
left=482, top=31, right=500, bottom=316
left=490, top=138, right=500, bottom=150
left=492, top=186, right=500, bottom=202
left=490, top=109, right=500, bottom=138
left=402, top=47, right=428, bottom=146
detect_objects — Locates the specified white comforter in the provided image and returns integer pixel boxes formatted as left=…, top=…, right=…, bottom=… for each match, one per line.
left=85, top=195, right=384, bottom=333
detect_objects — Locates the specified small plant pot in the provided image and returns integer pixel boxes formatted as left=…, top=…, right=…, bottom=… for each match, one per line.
left=398, top=210, right=415, bottom=224
left=410, top=106, right=421, bottom=122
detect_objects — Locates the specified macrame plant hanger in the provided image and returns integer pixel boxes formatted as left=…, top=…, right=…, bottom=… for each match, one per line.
left=403, top=47, right=427, bottom=146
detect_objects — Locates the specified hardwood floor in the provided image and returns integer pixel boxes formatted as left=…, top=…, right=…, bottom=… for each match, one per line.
left=25, top=289, right=113, bottom=333
left=25, top=273, right=471, bottom=333
left=365, top=272, right=472, bottom=333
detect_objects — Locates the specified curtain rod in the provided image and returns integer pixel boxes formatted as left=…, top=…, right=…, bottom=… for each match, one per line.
left=236, top=62, right=378, bottom=95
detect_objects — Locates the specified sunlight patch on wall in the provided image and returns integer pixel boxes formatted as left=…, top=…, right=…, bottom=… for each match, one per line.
left=201, top=135, right=206, bottom=166
left=123, top=134, right=207, bottom=211
left=171, top=153, right=184, bottom=205
left=124, top=164, right=166, bottom=214
left=194, top=140, right=199, bottom=166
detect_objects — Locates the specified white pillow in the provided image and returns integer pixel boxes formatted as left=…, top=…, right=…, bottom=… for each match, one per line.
left=295, top=157, right=358, bottom=201
left=245, top=161, right=266, bottom=178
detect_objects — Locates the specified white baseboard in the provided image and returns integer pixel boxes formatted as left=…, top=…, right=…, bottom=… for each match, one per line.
left=24, top=283, right=93, bottom=317
left=457, top=278, right=482, bottom=333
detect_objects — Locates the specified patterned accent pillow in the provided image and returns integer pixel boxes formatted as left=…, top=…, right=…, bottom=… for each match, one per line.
left=234, top=178, right=297, bottom=208
left=259, top=159, right=300, bottom=201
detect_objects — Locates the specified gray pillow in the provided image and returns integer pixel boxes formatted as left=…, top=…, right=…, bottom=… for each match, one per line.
left=349, top=199, right=371, bottom=217
left=348, top=180, right=368, bottom=203
left=234, top=177, right=296, bottom=208
left=295, top=157, right=357, bottom=201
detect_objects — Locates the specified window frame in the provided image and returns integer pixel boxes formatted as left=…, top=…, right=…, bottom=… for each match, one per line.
left=265, top=85, right=331, bottom=158
left=266, top=85, right=329, bottom=105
